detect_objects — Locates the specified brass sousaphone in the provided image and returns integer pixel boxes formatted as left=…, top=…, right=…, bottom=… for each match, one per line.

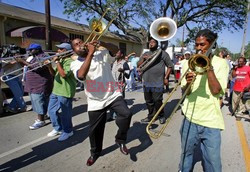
left=138, top=17, right=177, bottom=75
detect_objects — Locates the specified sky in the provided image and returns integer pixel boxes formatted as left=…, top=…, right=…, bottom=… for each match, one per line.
left=1, top=0, right=250, bottom=54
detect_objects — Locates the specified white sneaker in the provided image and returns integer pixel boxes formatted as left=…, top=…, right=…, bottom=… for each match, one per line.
left=29, top=119, right=45, bottom=130
left=58, top=131, right=73, bottom=141
left=47, top=129, right=62, bottom=137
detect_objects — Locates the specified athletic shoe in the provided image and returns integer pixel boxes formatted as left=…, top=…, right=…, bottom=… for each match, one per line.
left=58, top=131, right=73, bottom=141
left=29, top=119, right=45, bottom=130
left=47, top=129, right=62, bottom=137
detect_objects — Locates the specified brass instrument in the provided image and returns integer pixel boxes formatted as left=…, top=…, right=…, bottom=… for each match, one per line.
left=138, top=17, right=177, bottom=75
left=1, top=50, right=74, bottom=82
left=84, top=8, right=118, bottom=44
left=1, top=8, right=118, bottom=82
left=138, top=49, right=162, bottom=75
left=150, top=17, right=177, bottom=41
left=146, top=39, right=216, bottom=139
left=0, top=51, right=56, bottom=61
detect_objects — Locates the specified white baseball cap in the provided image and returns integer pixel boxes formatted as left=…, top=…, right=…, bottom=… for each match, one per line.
left=184, top=51, right=191, bottom=55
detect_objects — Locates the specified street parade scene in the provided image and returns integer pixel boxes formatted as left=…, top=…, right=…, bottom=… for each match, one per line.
left=0, top=0, right=249, bottom=172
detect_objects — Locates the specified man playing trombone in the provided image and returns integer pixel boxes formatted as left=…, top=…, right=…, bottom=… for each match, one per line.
left=179, top=29, right=229, bottom=172
left=70, top=38, right=132, bottom=166
left=16, top=43, right=53, bottom=129
left=1, top=45, right=29, bottom=113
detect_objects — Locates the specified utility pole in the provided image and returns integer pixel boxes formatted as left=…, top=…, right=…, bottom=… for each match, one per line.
left=45, top=0, right=52, bottom=50
left=240, top=1, right=250, bottom=56
left=181, top=26, right=185, bottom=54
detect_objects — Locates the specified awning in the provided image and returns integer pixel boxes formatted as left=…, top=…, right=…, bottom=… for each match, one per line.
left=8, top=26, right=69, bottom=42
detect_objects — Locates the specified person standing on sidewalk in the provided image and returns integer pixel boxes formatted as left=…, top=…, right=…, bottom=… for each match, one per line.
left=47, top=43, right=77, bottom=141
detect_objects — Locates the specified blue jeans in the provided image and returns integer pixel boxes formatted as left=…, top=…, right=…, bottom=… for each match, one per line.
left=48, top=93, right=73, bottom=133
left=4, top=75, right=26, bottom=110
left=133, top=67, right=139, bottom=80
left=179, top=118, right=222, bottom=172
left=30, top=93, right=49, bottom=115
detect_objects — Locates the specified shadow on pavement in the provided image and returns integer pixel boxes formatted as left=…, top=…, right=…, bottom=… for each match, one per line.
left=72, top=104, right=87, bottom=117
left=100, top=121, right=153, bottom=162
left=0, top=121, right=90, bottom=172
left=127, top=121, right=153, bottom=161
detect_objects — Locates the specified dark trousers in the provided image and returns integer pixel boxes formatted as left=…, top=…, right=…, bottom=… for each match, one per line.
left=143, top=86, right=164, bottom=119
left=88, top=96, right=132, bottom=155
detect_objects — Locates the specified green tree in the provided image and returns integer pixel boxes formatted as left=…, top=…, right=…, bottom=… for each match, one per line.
left=175, top=38, right=184, bottom=47
left=60, top=0, right=248, bottom=43
left=214, top=47, right=231, bottom=56
left=244, top=41, right=250, bottom=59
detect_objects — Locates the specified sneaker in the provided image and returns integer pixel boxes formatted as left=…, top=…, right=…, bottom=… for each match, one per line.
left=58, top=131, right=73, bottom=141
left=25, top=105, right=33, bottom=111
left=19, top=105, right=32, bottom=112
left=47, top=129, right=62, bottom=137
left=29, top=119, right=45, bottom=130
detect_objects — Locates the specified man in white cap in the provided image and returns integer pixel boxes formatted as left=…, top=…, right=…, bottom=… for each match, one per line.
left=47, top=42, right=77, bottom=141
left=179, top=51, right=191, bottom=78
left=184, top=51, right=191, bottom=60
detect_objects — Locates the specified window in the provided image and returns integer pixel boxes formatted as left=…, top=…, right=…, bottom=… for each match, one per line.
left=69, top=33, right=84, bottom=41
left=119, top=42, right=126, bottom=55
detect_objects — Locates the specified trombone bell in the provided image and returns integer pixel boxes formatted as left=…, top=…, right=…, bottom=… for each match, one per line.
left=188, top=54, right=210, bottom=74
left=150, top=17, right=177, bottom=41
left=89, top=18, right=107, bottom=35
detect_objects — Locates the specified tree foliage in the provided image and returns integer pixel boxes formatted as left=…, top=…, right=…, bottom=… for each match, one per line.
left=60, top=0, right=248, bottom=43
left=243, top=41, right=250, bottom=59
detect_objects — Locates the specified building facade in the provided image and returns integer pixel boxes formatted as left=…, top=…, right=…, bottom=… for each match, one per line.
left=0, top=3, right=143, bottom=55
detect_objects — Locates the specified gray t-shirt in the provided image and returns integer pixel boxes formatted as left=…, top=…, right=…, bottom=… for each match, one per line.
left=141, top=49, right=173, bottom=87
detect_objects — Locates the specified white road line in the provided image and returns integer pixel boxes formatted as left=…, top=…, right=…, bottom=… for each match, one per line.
left=0, top=136, right=48, bottom=159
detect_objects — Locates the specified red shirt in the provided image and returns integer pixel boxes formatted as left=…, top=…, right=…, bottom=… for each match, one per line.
left=233, top=65, right=250, bottom=92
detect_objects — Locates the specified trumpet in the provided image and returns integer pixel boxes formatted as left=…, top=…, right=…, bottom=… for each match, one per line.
left=146, top=39, right=216, bottom=139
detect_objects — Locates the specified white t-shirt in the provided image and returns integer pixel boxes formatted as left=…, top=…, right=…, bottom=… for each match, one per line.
left=70, top=49, right=122, bottom=111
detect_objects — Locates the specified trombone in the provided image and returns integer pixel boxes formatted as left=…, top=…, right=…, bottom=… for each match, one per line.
left=146, top=39, right=217, bottom=139
left=1, top=8, right=118, bottom=82
left=1, top=50, right=74, bottom=82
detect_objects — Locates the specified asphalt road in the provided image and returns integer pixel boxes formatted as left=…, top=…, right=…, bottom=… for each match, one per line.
left=0, top=81, right=249, bottom=172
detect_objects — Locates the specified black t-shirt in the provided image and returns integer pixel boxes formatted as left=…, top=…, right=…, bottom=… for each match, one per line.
left=141, top=50, right=173, bottom=87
